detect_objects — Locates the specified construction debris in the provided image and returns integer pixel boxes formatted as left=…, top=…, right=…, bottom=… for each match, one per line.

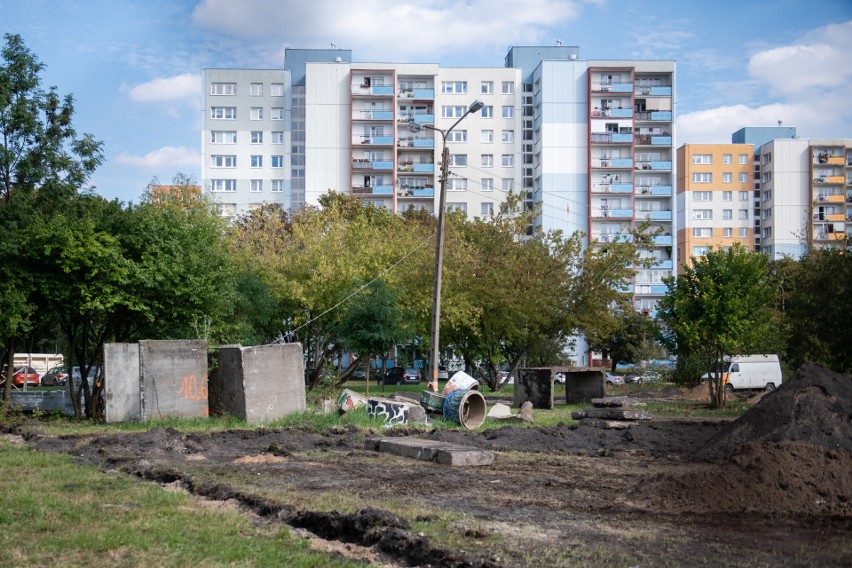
left=573, top=396, right=651, bottom=429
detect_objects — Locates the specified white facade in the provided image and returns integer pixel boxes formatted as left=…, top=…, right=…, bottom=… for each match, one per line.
left=756, top=139, right=811, bottom=259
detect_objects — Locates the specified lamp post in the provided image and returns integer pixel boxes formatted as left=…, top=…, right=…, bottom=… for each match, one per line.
left=409, top=99, right=484, bottom=392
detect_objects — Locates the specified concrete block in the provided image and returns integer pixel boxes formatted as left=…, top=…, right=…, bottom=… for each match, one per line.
left=210, top=343, right=305, bottom=424
left=564, top=368, right=605, bottom=404
left=435, top=447, right=495, bottom=466
left=367, top=397, right=427, bottom=425
left=581, top=419, right=637, bottom=429
left=572, top=408, right=652, bottom=420
left=372, top=437, right=495, bottom=466
left=140, top=340, right=208, bottom=421
left=104, top=343, right=141, bottom=422
left=591, top=396, right=643, bottom=408
left=513, top=368, right=554, bottom=409
left=487, top=403, right=513, bottom=418
left=338, top=389, right=368, bottom=413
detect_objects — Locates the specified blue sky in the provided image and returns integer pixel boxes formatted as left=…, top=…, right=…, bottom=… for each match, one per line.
left=3, top=0, right=851, bottom=203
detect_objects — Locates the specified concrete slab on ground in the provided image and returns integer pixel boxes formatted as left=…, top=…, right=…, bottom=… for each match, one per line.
left=365, top=437, right=495, bottom=466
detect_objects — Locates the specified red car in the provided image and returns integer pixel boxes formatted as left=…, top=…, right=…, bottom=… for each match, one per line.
left=1, top=366, right=41, bottom=388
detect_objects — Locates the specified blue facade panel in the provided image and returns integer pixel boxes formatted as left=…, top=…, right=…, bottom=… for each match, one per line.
left=413, top=164, right=434, bottom=173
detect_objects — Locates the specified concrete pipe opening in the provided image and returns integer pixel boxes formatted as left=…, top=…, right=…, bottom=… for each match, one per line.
left=443, top=389, right=487, bottom=429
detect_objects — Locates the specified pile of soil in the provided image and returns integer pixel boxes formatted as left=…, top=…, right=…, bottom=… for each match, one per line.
left=631, top=364, right=852, bottom=517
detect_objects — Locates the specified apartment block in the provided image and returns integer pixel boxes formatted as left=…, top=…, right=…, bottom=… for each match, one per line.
left=676, top=144, right=755, bottom=270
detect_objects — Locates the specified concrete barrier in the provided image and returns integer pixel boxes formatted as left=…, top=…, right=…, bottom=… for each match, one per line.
left=513, top=368, right=555, bottom=409
left=104, top=343, right=141, bottom=422
left=140, top=340, right=208, bottom=421
left=209, top=343, right=305, bottom=423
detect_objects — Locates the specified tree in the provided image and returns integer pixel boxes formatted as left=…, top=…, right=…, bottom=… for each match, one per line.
left=587, top=309, right=663, bottom=372
left=775, top=247, right=852, bottom=373
left=657, top=245, right=777, bottom=407
left=0, top=33, right=103, bottom=408
left=338, top=280, right=411, bottom=398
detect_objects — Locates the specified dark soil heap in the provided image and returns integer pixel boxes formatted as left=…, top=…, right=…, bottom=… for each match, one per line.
left=631, top=364, right=852, bottom=517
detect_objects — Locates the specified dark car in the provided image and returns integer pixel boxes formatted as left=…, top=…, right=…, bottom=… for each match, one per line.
left=42, top=365, right=69, bottom=386
left=381, top=367, right=421, bottom=385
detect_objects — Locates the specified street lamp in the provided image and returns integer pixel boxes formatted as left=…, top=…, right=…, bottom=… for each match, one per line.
left=409, top=99, right=484, bottom=392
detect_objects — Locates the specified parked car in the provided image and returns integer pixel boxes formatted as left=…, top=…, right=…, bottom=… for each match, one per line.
left=1, top=366, right=41, bottom=388
left=381, top=367, right=421, bottom=385
left=41, top=365, right=69, bottom=386
left=351, top=367, right=367, bottom=380
left=437, top=366, right=449, bottom=381
left=498, top=371, right=514, bottom=385
left=604, top=372, right=625, bottom=386
left=71, top=365, right=100, bottom=389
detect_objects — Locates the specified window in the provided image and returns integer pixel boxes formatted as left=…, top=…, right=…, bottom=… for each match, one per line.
left=446, top=202, right=467, bottom=213
left=271, top=155, right=284, bottom=168
left=722, top=172, right=732, bottom=183
left=249, top=83, right=263, bottom=96
left=271, top=107, right=284, bottom=120
left=693, top=191, right=712, bottom=202
left=481, top=154, right=494, bottom=167
left=250, top=179, right=263, bottom=192
left=501, top=105, right=514, bottom=118
left=441, top=81, right=467, bottom=94
left=442, top=105, right=465, bottom=118
left=763, top=190, right=772, bottom=200
left=210, top=179, right=236, bottom=192
left=480, top=81, right=493, bottom=94
left=722, top=154, right=732, bottom=164
left=271, top=131, right=284, bottom=144
left=739, top=227, right=749, bottom=238
left=692, top=154, right=712, bottom=164
left=481, top=202, right=494, bottom=216
left=250, top=107, right=263, bottom=120
left=210, top=131, right=236, bottom=144
left=738, top=172, right=748, bottom=183
left=270, top=83, right=284, bottom=96
left=449, top=154, right=467, bottom=167
left=210, top=106, right=236, bottom=119
left=723, top=228, right=733, bottom=238
left=271, top=179, right=284, bottom=192
left=501, top=154, right=514, bottom=167
left=210, top=82, right=236, bottom=95
left=501, top=81, right=514, bottom=94
left=762, top=152, right=772, bottom=165
left=502, top=178, right=514, bottom=191
left=692, top=246, right=709, bottom=257
left=250, top=131, right=263, bottom=144
left=250, top=155, right=262, bottom=168
left=722, top=191, right=732, bottom=201
left=211, top=155, right=236, bottom=168
left=763, top=226, right=772, bottom=238
left=482, top=106, right=493, bottom=118
left=692, top=172, right=712, bottom=183
left=692, top=209, right=712, bottom=220
left=738, top=154, right=748, bottom=164
left=722, top=209, right=733, bottom=220
left=481, top=130, right=494, bottom=143
left=501, top=130, right=514, bottom=143
left=762, top=172, right=772, bottom=183
left=692, top=228, right=711, bottom=238
left=739, top=191, right=749, bottom=201
left=763, top=209, right=772, bottom=220
left=739, top=209, right=749, bottom=220
left=481, top=178, right=494, bottom=191
left=447, top=130, right=467, bottom=143
left=447, top=178, right=467, bottom=191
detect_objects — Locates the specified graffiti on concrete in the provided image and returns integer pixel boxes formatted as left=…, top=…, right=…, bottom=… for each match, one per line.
left=368, top=399, right=409, bottom=425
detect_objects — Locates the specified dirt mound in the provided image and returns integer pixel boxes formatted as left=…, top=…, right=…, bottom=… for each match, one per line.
left=698, top=364, right=852, bottom=461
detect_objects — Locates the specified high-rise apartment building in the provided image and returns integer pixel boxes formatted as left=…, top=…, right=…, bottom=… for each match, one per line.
left=676, top=143, right=755, bottom=270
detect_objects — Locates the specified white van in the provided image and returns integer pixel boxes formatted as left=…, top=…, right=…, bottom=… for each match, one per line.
left=714, top=355, right=782, bottom=392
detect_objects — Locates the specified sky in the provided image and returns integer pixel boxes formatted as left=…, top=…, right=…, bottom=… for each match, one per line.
left=3, top=0, right=851, bottom=204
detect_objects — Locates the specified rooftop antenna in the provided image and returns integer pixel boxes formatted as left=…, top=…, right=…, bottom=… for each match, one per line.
left=556, top=38, right=563, bottom=46
left=777, top=120, right=782, bottom=126
left=331, top=42, right=337, bottom=50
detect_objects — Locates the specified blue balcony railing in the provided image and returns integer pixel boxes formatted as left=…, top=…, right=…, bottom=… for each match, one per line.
left=372, top=86, right=393, bottom=96
left=372, top=161, right=393, bottom=170
left=650, top=210, right=672, bottom=220
left=653, top=235, right=673, bottom=246
left=413, top=187, right=434, bottom=197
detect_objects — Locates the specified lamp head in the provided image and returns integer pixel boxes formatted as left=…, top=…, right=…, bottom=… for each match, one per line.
left=467, top=99, right=485, bottom=113
left=408, top=120, right=423, bottom=133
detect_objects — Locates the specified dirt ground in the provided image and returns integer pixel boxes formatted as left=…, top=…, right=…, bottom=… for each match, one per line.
left=12, top=364, right=852, bottom=567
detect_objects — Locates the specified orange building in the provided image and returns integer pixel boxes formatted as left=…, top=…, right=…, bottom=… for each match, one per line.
left=676, top=144, right=754, bottom=271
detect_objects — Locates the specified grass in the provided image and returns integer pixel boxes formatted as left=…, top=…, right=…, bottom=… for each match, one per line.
left=0, top=440, right=367, bottom=567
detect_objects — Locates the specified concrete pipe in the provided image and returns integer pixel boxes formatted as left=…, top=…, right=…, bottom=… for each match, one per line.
left=442, top=389, right=487, bottom=429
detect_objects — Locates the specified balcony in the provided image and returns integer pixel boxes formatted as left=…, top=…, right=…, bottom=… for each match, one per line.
left=635, top=134, right=672, bottom=145
left=593, top=157, right=633, bottom=169
left=652, top=235, right=673, bottom=246
left=814, top=232, right=846, bottom=241
left=354, top=110, right=393, bottom=121
left=618, top=284, right=634, bottom=294
left=814, top=154, right=845, bottom=166
left=635, top=86, right=672, bottom=96
left=635, top=111, right=672, bottom=121
left=635, top=161, right=672, bottom=171
left=594, top=207, right=633, bottom=218
left=636, top=185, right=672, bottom=196
left=398, top=88, right=435, bottom=100
left=815, top=194, right=845, bottom=203
left=352, top=158, right=393, bottom=171
left=591, top=108, right=633, bottom=118
left=813, top=213, right=846, bottom=222
left=355, top=135, right=393, bottom=146
left=595, top=233, right=634, bottom=243
left=398, top=162, right=434, bottom=173
left=592, top=182, right=633, bottom=194
left=398, top=186, right=435, bottom=198
left=592, top=82, right=634, bottom=93
left=352, top=84, right=394, bottom=96
left=398, top=113, right=434, bottom=125
left=397, top=137, right=434, bottom=148
left=591, top=133, right=633, bottom=144
left=636, top=210, right=673, bottom=221
left=353, top=185, right=393, bottom=196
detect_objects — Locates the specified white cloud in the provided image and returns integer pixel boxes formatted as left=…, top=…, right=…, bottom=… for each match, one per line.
left=678, top=20, right=852, bottom=145
left=191, top=0, right=584, bottom=62
left=114, top=146, right=200, bottom=168
left=122, top=73, right=200, bottom=102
